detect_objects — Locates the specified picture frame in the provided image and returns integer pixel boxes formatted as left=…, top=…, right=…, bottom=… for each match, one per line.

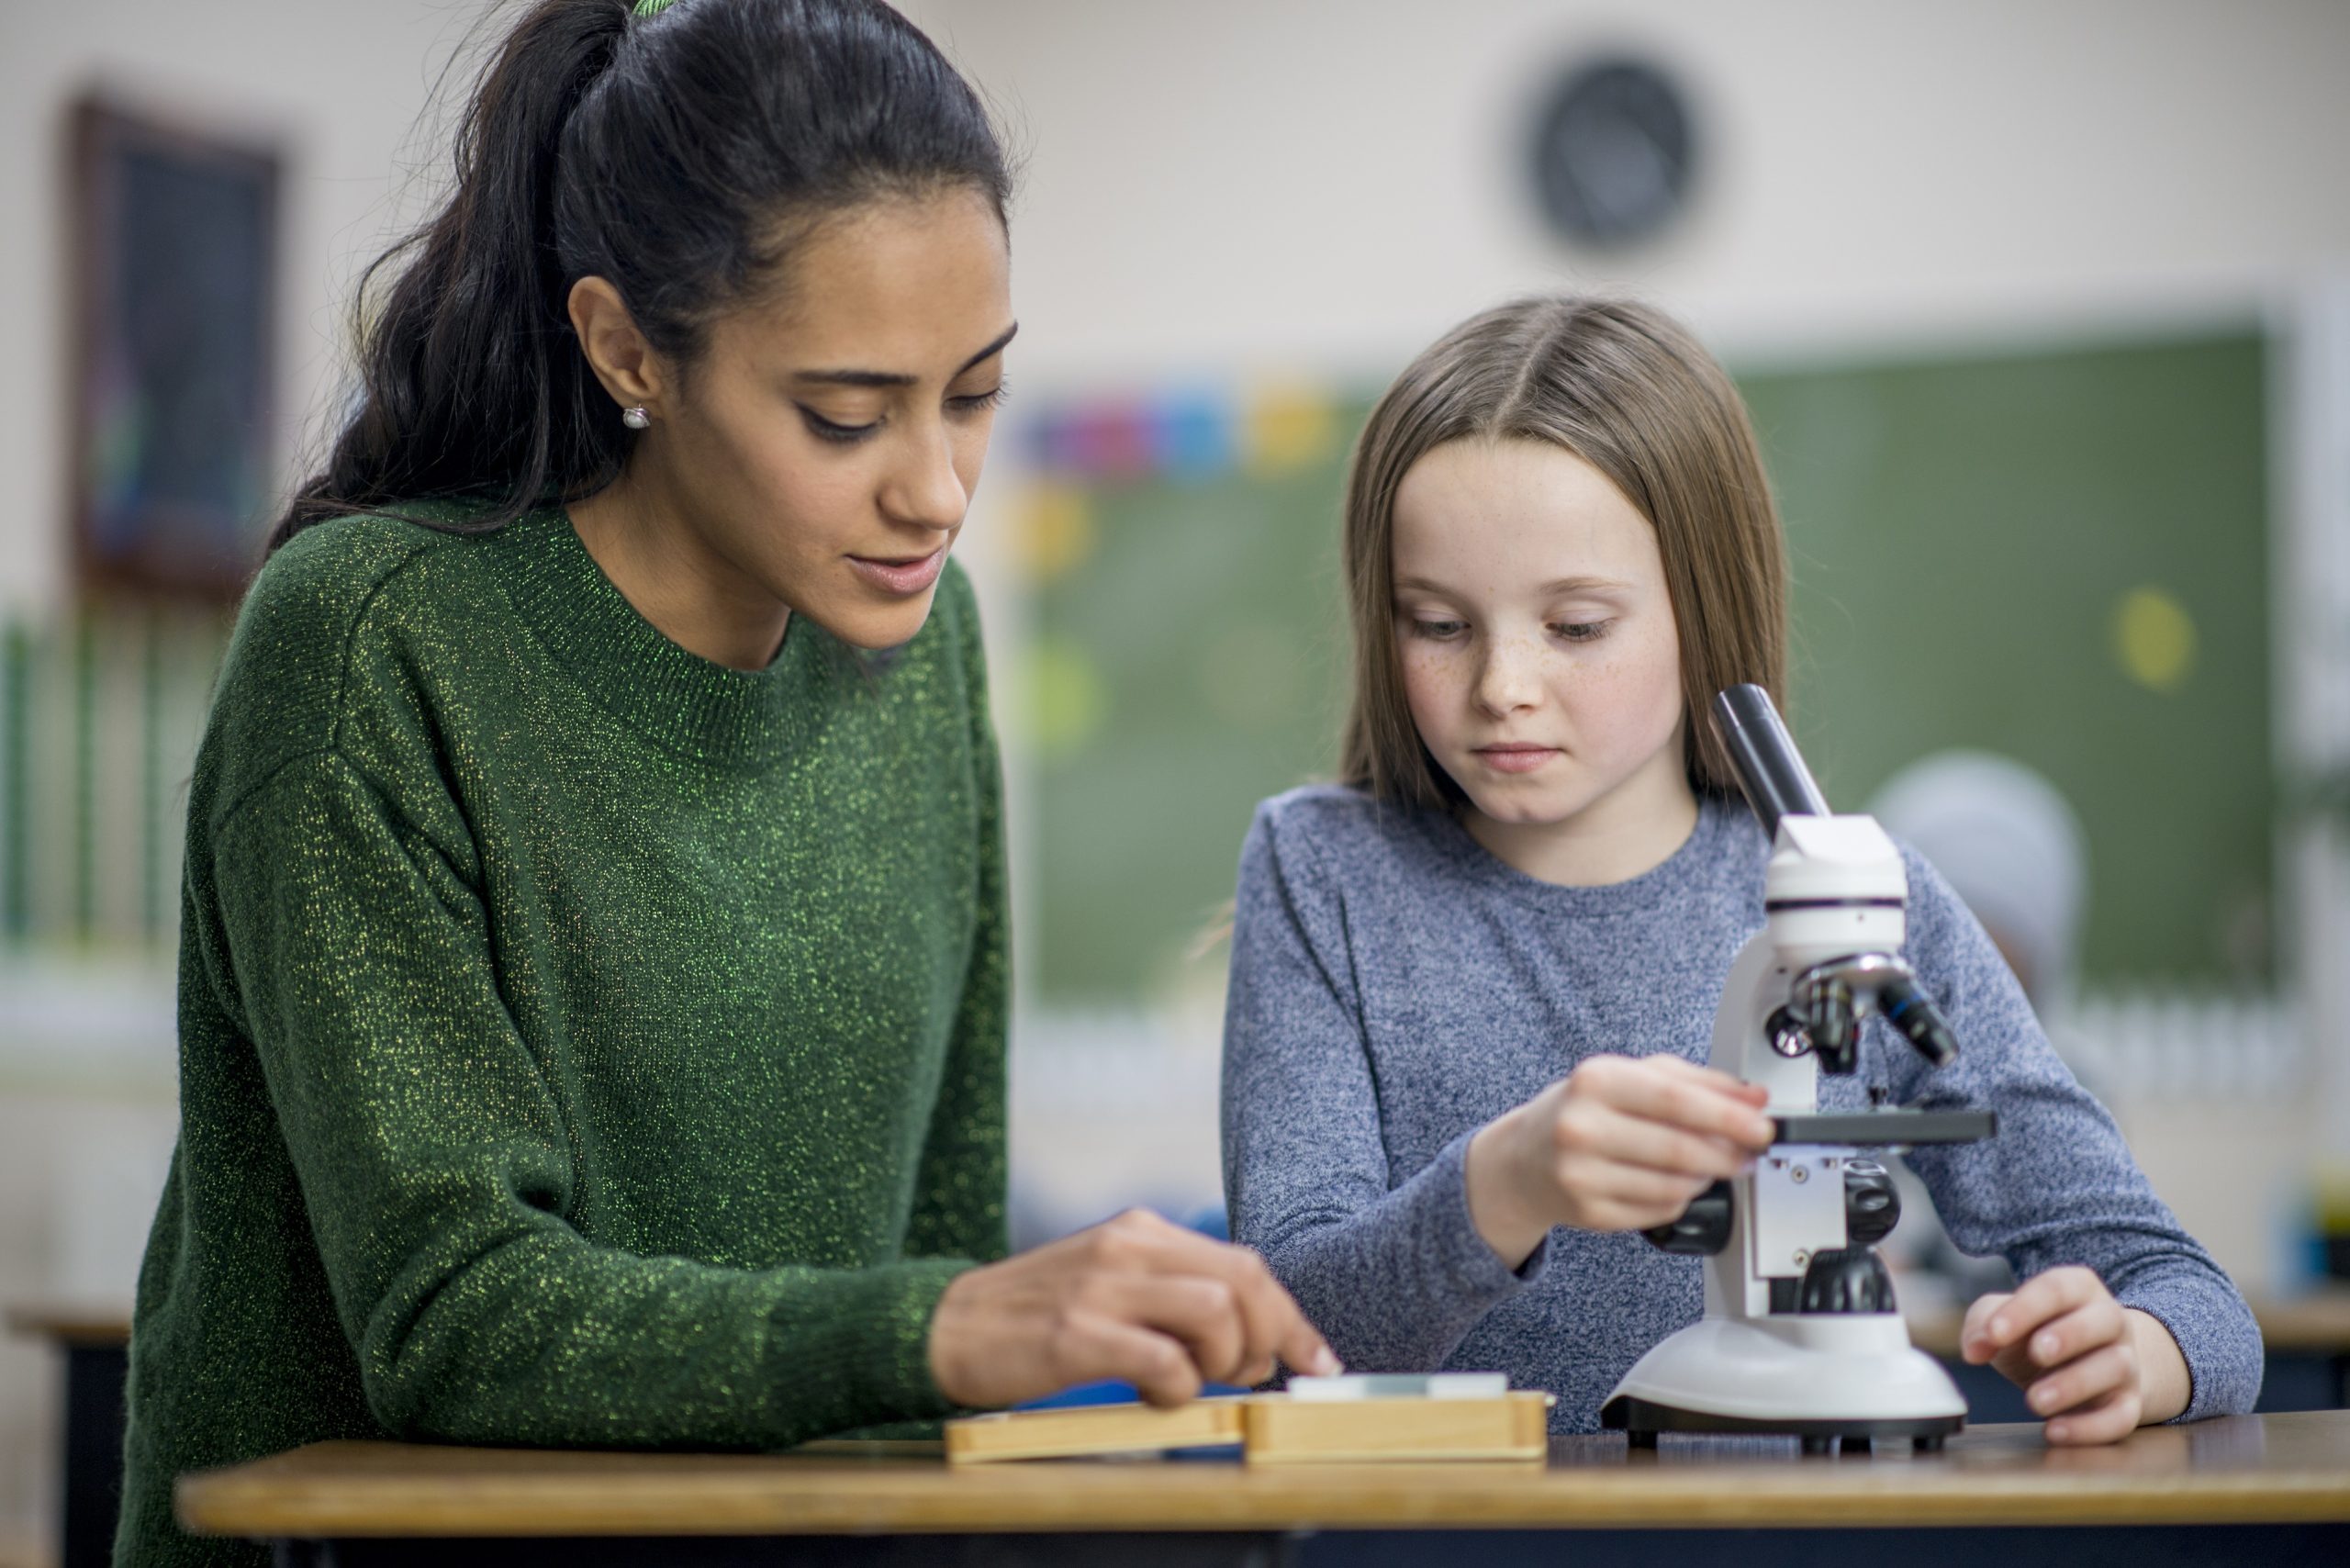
left=69, top=95, right=282, bottom=602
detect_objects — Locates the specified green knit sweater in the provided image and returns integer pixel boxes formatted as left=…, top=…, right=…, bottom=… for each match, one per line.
left=118, top=506, right=1007, bottom=1567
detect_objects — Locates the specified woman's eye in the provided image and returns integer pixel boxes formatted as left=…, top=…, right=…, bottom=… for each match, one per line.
left=948, top=382, right=1009, bottom=417
left=799, top=406, right=879, bottom=444
left=1551, top=620, right=1611, bottom=643
left=1408, top=619, right=1468, bottom=641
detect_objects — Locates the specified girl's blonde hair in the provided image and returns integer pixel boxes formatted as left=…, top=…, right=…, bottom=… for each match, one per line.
left=1338, top=296, right=1789, bottom=806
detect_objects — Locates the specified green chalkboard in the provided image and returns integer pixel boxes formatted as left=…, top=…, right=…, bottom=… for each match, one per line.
left=1023, top=428, right=1364, bottom=1001
left=1744, top=330, right=2272, bottom=985
left=1024, top=328, right=2271, bottom=1001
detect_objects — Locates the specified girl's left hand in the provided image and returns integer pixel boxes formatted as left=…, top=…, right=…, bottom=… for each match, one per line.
left=1960, top=1265, right=2192, bottom=1444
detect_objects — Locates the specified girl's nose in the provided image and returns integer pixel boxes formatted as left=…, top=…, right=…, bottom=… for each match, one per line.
left=1474, top=640, right=1542, bottom=716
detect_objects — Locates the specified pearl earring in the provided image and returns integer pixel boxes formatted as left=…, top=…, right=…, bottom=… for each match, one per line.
left=621, top=405, right=651, bottom=431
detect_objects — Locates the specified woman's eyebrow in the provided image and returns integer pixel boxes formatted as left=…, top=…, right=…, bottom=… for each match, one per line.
left=792, top=322, right=1020, bottom=388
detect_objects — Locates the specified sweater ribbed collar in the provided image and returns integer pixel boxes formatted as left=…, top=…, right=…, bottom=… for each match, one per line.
left=493, top=505, right=830, bottom=769
left=1432, top=790, right=1741, bottom=917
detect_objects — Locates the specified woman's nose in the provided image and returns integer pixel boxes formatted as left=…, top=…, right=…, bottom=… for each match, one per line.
left=882, top=420, right=969, bottom=532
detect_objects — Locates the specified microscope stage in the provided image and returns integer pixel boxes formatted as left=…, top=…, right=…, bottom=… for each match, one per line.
left=1772, top=1109, right=1997, bottom=1147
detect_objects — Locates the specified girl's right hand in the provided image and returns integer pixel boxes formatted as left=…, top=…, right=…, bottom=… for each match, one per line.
left=1464, top=1053, right=1777, bottom=1267
left=927, top=1208, right=1341, bottom=1409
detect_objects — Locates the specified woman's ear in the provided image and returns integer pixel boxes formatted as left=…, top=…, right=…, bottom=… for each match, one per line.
left=568, top=276, right=666, bottom=411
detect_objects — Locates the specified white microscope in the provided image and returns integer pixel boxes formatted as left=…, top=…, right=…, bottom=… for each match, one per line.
left=1600, top=686, right=1997, bottom=1454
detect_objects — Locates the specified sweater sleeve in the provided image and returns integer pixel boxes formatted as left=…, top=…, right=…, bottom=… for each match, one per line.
left=1221, top=802, right=1549, bottom=1372
left=902, top=584, right=1010, bottom=1266
left=1885, top=849, right=2265, bottom=1421
left=210, top=748, right=968, bottom=1449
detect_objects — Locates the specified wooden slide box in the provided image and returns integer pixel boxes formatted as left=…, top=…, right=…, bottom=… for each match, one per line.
left=945, top=1395, right=1248, bottom=1463
left=1243, top=1389, right=1552, bottom=1465
left=945, top=1387, right=1552, bottom=1465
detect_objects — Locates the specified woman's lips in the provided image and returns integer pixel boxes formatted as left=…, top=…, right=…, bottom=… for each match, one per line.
left=1472, top=745, right=1559, bottom=775
left=846, top=546, right=947, bottom=597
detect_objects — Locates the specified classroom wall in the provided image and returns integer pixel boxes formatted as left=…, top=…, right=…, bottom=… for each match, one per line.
left=916, top=0, right=2350, bottom=386
left=6, top=0, right=2350, bottom=612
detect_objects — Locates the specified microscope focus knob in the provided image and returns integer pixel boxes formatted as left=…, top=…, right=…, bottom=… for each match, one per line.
left=1842, top=1158, right=1901, bottom=1248
left=1641, top=1179, right=1733, bottom=1256
left=1796, top=1248, right=1897, bottom=1315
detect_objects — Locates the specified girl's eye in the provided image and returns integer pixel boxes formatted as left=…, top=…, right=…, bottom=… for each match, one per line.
left=1552, top=620, right=1611, bottom=643
left=948, top=382, right=1009, bottom=417
left=1408, top=619, right=1468, bottom=641
left=800, top=406, right=878, bottom=444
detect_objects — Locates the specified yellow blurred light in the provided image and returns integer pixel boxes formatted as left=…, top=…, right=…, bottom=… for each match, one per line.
left=1013, top=481, right=1095, bottom=585
left=1020, top=637, right=1105, bottom=762
left=1242, top=385, right=1337, bottom=476
left=2112, top=586, right=2197, bottom=694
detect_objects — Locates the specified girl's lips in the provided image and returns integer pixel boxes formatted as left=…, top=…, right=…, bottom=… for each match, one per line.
left=1472, top=745, right=1559, bottom=775
left=846, top=546, right=947, bottom=597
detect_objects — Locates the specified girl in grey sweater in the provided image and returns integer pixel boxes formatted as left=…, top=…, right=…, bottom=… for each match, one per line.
left=1220, top=297, right=2261, bottom=1440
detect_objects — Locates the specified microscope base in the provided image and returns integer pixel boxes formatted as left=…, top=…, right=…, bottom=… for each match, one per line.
left=1601, top=1393, right=1964, bottom=1452
left=1600, top=1312, right=1968, bottom=1452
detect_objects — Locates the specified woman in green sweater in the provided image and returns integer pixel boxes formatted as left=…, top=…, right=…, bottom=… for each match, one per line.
left=119, top=2, right=1335, bottom=1562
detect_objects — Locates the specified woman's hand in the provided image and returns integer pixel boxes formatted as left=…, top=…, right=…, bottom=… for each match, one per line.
left=927, top=1208, right=1341, bottom=1409
left=1464, top=1053, right=1777, bottom=1268
left=1961, top=1265, right=2191, bottom=1443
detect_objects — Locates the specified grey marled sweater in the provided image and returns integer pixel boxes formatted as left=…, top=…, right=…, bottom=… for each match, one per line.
left=1220, top=785, right=2262, bottom=1431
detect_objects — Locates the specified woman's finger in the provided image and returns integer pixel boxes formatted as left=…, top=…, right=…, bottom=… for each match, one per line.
left=1194, top=1245, right=1342, bottom=1381
left=1115, top=1223, right=1335, bottom=1384
left=1062, top=1316, right=1206, bottom=1408
left=1101, top=1273, right=1249, bottom=1387
left=1195, top=1250, right=1291, bottom=1386
left=1225, top=1250, right=1335, bottom=1383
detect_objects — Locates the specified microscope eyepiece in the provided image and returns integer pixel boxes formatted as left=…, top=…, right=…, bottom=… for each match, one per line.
left=1710, top=685, right=1831, bottom=840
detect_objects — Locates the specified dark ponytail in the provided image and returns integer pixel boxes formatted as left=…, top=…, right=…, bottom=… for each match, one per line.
left=272, top=0, right=1012, bottom=551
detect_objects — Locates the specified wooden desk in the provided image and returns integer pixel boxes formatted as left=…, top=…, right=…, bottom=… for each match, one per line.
left=178, top=1411, right=2350, bottom=1568
left=2242, top=1288, right=2350, bottom=1356
left=7, top=1306, right=130, bottom=1568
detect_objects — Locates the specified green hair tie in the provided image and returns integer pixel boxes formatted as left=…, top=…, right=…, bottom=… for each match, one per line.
left=632, top=0, right=680, bottom=17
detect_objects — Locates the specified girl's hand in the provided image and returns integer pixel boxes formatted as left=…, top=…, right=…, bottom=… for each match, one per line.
left=927, top=1208, right=1340, bottom=1409
left=1465, top=1053, right=1777, bottom=1267
left=1961, top=1265, right=2192, bottom=1444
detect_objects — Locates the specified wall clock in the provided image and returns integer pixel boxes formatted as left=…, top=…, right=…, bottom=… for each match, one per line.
left=1528, top=57, right=1698, bottom=250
